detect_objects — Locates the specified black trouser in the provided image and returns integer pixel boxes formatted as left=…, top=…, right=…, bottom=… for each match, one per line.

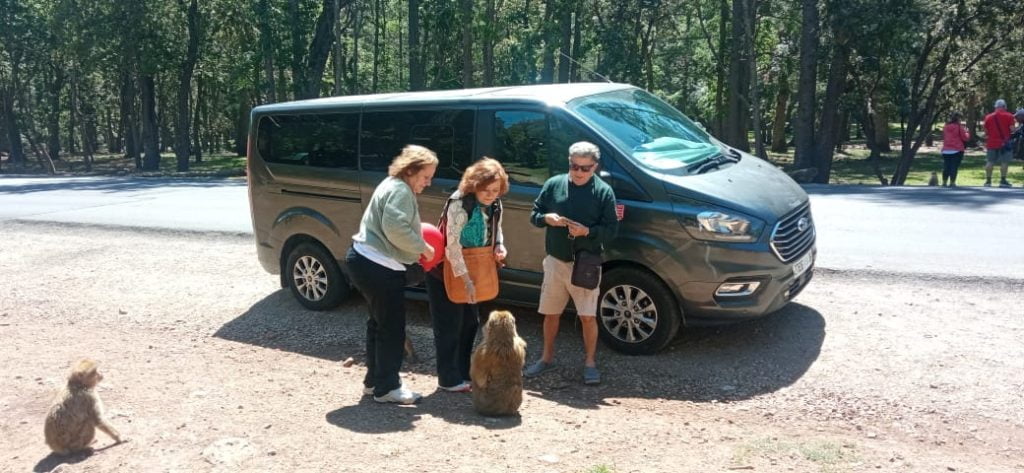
left=942, top=152, right=964, bottom=183
left=425, top=272, right=481, bottom=387
left=344, top=247, right=406, bottom=397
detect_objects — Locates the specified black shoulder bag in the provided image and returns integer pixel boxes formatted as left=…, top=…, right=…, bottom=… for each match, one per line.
left=567, top=176, right=603, bottom=290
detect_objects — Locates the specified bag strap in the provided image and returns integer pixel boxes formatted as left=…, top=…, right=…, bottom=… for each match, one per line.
left=995, top=114, right=1008, bottom=141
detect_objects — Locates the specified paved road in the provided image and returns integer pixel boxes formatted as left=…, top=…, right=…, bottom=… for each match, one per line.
left=2, top=176, right=1023, bottom=279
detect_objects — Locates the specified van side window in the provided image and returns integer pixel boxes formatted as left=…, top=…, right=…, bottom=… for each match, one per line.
left=548, top=113, right=592, bottom=175
left=492, top=111, right=549, bottom=187
left=360, top=109, right=474, bottom=179
left=256, top=114, right=358, bottom=169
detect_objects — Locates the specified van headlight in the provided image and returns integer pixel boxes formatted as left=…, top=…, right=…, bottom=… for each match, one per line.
left=692, top=211, right=763, bottom=242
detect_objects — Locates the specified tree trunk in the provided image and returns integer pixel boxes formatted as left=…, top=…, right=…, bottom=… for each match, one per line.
left=140, top=74, right=160, bottom=171
left=965, top=93, right=979, bottom=146
left=289, top=0, right=305, bottom=100
left=234, top=90, right=251, bottom=156
left=81, top=99, right=97, bottom=172
left=68, top=74, right=77, bottom=155
left=105, top=109, right=120, bottom=153
left=570, top=0, right=582, bottom=82
left=45, top=66, right=64, bottom=161
left=372, top=0, right=382, bottom=92
left=408, top=0, right=423, bottom=90
left=176, top=0, right=200, bottom=172
left=461, top=0, right=474, bottom=87
left=1, top=87, right=26, bottom=169
left=714, top=0, right=729, bottom=135
left=793, top=0, right=819, bottom=170
left=257, top=0, right=277, bottom=103
left=119, top=71, right=140, bottom=167
left=193, top=76, right=203, bottom=163
left=748, top=1, right=766, bottom=160
left=770, top=75, right=789, bottom=152
left=725, top=0, right=753, bottom=151
left=482, top=0, right=496, bottom=86
left=540, top=0, right=556, bottom=84
left=873, top=106, right=891, bottom=151
left=334, top=1, right=348, bottom=96
left=558, top=1, right=571, bottom=83
left=298, top=0, right=343, bottom=99
left=812, top=42, right=850, bottom=184
left=350, top=4, right=361, bottom=94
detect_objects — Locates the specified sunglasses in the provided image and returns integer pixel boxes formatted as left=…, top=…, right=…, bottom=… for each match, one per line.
left=569, top=163, right=596, bottom=172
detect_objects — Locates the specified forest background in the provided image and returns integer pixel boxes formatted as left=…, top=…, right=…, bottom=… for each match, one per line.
left=1, top=0, right=1022, bottom=185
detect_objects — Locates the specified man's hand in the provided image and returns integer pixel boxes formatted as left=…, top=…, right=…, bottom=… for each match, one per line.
left=421, top=243, right=435, bottom=262
left=567, top=221, right=590, bottom=238
left=494, top=245, right=508, bottom=265
left=544, top=213, right=569, bottom=227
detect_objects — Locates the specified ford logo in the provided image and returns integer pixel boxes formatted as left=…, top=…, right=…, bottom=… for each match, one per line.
left=797, top=217, right=810, bottom=232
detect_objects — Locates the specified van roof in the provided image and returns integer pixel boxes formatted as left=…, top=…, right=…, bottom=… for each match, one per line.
left=252, top=83, right=635, bottom=114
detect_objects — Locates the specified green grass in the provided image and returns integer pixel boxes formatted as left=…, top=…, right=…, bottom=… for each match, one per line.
left=579, top=465, right=616, bottom=473
left=768, top=146, right=1024, bottom=186
left=16, top=151, right=246, bottom=176
left=732, top=437, right=859, bottom=473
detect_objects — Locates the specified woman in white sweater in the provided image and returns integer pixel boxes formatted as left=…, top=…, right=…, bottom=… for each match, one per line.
left=345, top=145, right=437, bottom=404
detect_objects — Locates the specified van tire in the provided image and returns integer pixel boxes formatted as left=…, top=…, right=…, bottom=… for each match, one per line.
left=597, top=267, right=680, bottom=355
left=285, top=243, right=349, bottom=310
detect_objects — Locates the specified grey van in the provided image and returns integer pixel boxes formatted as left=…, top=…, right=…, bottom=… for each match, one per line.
left=247, top=83, right=815, bottom=355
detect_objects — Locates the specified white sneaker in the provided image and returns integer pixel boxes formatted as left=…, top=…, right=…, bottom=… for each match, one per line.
left=439, top=381, right=472, bottom=393
left=373, top=385, right=422, bottom=404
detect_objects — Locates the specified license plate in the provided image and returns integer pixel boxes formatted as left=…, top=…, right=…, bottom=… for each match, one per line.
left=791, top=251, right=813, bottom=278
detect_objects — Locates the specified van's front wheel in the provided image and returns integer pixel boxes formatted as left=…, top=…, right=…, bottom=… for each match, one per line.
left=285, top=243, right=349, bottom=310
left=597, top=268, right=680, bottom=355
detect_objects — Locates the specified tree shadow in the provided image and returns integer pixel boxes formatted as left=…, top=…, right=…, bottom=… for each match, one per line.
left=0, top=176, right=246, bottom=195
left=216, top=292, right=824, bottom=411
left=803, top=182, right=1024, bottom=209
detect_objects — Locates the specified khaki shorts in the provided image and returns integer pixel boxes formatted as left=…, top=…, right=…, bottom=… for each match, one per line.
left=538, top=255, right=601, bottom=316
left=986, top=148, right=1013, bottom=165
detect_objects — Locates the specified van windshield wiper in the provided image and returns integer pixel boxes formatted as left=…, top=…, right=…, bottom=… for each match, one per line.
left=724, top=147, right=742, bottom=161
left=693, top=154, right=731, bottom=174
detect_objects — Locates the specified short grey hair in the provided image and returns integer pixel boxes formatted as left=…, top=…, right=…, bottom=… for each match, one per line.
left=995, top=99, right=1007, bottom=109
left=568, top=141, right=600, bottom=161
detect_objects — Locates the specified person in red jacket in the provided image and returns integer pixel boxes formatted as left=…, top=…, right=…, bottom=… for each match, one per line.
left=940, top=112, right=970, bottom=187
left=983, top=99, right=1015, bottom=187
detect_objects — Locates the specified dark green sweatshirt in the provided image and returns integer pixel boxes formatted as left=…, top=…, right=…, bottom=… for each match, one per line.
left=530, top=174, right=619, bottom=262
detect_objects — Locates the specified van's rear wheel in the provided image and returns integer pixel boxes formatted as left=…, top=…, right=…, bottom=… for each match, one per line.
left=285, top=243, right=349, bottom=310
left=597, top=267, right=680, bottom=355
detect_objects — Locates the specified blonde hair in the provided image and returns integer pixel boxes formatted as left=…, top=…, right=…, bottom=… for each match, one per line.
left=388, top=145, right=439, bottom=178
left=458, top=157, right=509, bottom=196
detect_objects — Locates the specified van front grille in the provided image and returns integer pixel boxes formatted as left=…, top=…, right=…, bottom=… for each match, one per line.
left=770, top=204, right=815, bottom=262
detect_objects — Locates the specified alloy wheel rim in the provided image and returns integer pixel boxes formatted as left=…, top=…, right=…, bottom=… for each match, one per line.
left=293, top=255, right=328, bottom=301
left=599, top=284, right=658, bottom=343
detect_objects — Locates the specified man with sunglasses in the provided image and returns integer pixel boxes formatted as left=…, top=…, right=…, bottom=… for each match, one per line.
left=525, top=141, right=619, bottom=385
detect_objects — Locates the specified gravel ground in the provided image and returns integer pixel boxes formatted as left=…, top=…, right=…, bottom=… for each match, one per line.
left=1, top=221, right=1022, bottom=473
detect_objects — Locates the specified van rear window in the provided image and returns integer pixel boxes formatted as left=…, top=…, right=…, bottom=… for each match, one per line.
left=256, top=113, right=359, bottom=169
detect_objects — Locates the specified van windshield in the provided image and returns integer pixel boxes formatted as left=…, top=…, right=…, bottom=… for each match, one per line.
left=569, top=89, right=722, bottom=173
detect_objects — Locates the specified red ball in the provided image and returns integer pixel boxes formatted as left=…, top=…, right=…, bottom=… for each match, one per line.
left=419, top=222, right=445, bottom=271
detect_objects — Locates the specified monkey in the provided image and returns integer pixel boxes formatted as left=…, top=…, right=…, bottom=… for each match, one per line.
left=928, top=171, right=939, bottom=186
left=44, top=359, right=124, bottom=455
left=469, top=310, right=527, bottom=416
